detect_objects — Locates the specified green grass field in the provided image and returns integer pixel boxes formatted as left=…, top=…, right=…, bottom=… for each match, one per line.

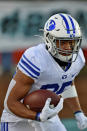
left=62, top=118, right=87, bottom=131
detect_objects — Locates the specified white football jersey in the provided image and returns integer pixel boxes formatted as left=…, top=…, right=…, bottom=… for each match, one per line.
left=1, top=43, right=85, bottom=122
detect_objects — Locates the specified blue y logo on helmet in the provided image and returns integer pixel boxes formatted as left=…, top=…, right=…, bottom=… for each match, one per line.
left=46, top=19, right=56, bottom=31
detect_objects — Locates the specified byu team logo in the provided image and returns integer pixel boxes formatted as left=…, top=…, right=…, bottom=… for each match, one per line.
left=62, top=75, right=67, bottom=79
left=46, top=19, right=56, bottom=31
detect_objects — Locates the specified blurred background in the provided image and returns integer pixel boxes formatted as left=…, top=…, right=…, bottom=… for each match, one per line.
left=0, top=0, right=87, bottom=130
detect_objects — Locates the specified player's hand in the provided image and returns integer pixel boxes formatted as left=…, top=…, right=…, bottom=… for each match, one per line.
left=75, top=112, right=87, bottom=130
left=39, top=97, right=63, bottom=121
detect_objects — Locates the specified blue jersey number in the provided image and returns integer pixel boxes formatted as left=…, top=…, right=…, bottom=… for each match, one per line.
left=40, top=81, right=72, bottom=94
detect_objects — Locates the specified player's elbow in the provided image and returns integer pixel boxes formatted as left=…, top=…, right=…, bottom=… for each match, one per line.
left=7, top=98, right=13, bottom=110
left=3, top=95, right=16, bottom=114
left=6, top=96, right=17, bottom=113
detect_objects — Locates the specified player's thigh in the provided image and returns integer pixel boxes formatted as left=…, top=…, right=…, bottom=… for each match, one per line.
left=1, top=121, right=35, bottom=131
left=54, top=115, right=67, bottom=131
left=42, top=115, right=67, bottom=131
left=31, top=115, right=67, bottom=131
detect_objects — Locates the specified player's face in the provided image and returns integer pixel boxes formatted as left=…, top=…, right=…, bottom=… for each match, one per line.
left=56, top=40, right=75, bottom=56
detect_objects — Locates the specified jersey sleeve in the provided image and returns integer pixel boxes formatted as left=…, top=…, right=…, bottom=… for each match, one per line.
left=17, top=48, right=41, bottom=80
left=79, top=48, right=86, bottom=64
left=74, top=48, right=86, bottom=77
left=78, top=48, right=86, bottom=71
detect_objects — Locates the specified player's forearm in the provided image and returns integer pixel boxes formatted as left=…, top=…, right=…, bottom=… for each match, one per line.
left=7, top=100, right=37, bottom=120
left=64, top=96, right=82, bottom=113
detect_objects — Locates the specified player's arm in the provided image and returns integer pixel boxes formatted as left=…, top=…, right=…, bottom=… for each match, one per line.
left=6, top=69, right=63, bottom=121
left=62, top=81, right=81, bottom=113
left=62, top=81, right=87, bottom=130
left=7, top=69, right=37, bottom=120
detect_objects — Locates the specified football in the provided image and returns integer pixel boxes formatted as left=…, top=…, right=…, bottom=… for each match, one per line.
left=23, top=89, right=60, bottom=112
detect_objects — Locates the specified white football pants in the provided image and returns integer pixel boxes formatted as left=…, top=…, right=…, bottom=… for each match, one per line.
left=1, top=115, right=67, bottom=131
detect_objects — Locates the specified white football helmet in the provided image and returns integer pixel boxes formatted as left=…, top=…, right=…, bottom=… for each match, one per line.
left=44, top=13, right=82, bottom=62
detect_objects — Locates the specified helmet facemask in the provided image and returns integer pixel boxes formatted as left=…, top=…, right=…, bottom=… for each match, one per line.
left=45, top=33, right=82, bottom=63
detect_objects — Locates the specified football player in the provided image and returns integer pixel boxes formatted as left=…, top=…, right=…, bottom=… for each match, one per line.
left=1, top=13, right=87, bottom=131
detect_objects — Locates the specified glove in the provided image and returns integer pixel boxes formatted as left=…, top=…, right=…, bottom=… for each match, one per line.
left=74, top=111, right=87, bottom=130
left=36, top=97, right=63, bottom=121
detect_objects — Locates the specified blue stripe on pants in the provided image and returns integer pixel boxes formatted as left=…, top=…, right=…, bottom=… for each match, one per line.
left=1, top=122, right=8, bottom=131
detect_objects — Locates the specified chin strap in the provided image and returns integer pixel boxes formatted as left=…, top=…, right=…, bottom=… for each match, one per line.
left=54, top=53, right=72, bottom=63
